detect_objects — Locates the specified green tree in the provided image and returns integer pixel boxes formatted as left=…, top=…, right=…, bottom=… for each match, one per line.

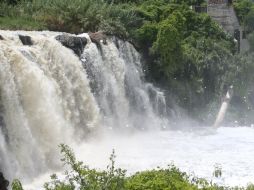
left=152, top=12, right=186, bottom=76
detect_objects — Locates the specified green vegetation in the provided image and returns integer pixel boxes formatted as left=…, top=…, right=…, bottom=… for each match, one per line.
left=233, top=0, right=254, bottom=26
left=1, top=0, right=254, bottom=122
left=0, top=0, right=137, bottom=36
left=11, top=179, right=24, bottom=190
left=0, top=17, right=46, bottom=30
left=11, top=145, right=254, bottom=190
left=234, top=0, right=254, bottom=49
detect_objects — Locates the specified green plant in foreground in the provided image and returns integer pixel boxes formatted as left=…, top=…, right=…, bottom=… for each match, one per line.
left=44, top=144, right=126, bottom=190
left=11, top=179, right=24, bottom=190
left=126, top=166, right=198, bottom=190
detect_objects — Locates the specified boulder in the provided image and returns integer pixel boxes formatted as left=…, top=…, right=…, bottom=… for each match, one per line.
left=55, top=34, right=87, bottom=57
left=0, top=35, right=3, bottom=40
left=0, top=172, right=9, bottom=190
left=88, top=31, right=107, bottom=46
left=19, top=35, right=33, bottom=45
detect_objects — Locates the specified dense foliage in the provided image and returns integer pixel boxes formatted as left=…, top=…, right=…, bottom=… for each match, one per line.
left=1, top=0, right=254, bottom=122
left=234, top=0, right=254, bottom=51
left=234, top=0, right=254, bottom=49
left=234, top=0, right=254, bottom=26
left=132, top=3, right=236, bottom=114
left=11, top=145, right=254, bottom=190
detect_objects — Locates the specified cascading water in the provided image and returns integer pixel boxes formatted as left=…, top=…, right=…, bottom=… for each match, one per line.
left=0, top=31, right=168, bottom=183
left=82, top=36, right=167, bottom=130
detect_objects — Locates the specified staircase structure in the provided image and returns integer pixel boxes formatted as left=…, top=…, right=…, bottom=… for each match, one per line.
left=206, top=0, right=249, bottom=52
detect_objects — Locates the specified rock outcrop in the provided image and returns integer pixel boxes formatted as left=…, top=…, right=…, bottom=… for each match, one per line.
left=55, top=34, right=87, bottom=57
left=88, top=31, right=107, bottom=46
left=19, top=35, right=33, bottom=45
left=0, top=172, right=9, bottom=190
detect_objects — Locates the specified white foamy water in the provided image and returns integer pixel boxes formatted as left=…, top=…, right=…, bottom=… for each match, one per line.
left=24, top=126, right=254, bottom=189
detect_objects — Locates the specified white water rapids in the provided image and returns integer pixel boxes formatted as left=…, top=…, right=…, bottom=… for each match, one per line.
left=0, top=31, right=253, bottom=189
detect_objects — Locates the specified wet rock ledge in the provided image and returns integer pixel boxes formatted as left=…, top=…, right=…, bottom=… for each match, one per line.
left=55, top=34, right=87, bottom=57
left=19, top=35, right=33, bottom=45
left=0, top=172, right=9, bottom=190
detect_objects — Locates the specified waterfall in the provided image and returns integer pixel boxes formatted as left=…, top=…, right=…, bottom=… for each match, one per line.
left=82, top=36, right=167, bottom=130
left=0, top=31, right=168, bottom=182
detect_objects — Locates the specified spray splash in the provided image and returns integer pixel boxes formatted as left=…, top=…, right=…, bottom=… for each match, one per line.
left=213, top=86, right=233, bottom=127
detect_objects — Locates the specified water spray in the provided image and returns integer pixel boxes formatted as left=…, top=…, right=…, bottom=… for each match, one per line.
left=213, top=85, right=233, bottom=127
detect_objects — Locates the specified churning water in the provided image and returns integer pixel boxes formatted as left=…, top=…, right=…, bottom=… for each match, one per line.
left=0, top=31, right=253, bottom=189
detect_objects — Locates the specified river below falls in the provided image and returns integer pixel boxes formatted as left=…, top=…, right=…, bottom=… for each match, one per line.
left=24, top=126, right=254, bottom=189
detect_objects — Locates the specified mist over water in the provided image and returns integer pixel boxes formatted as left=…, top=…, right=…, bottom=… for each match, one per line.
left=0, top=31, right=253, bottom=189
left=74, top=127, right=254, bottom=187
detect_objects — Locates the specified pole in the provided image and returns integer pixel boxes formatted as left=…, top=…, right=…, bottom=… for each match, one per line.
left=213, top=86, right=233, bottom=127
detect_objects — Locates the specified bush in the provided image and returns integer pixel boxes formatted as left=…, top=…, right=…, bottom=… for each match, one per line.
left=126, top=166, right=198, bottom=190
left=11, top=179, right=24, bottom=190
left=152, top=14, right=184, bottom=76
left=44, top=144, right=126, bottom=190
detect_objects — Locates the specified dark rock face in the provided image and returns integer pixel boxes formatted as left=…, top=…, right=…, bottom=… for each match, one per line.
left=88, top=31, right=107, bottom=46
left=0, top=172, right=9, bottom=190
left=19, top=35, right=33, bottom=45
left=55, top=34, right=87, bottom=57
left=6, top=0, right=20, bottom=5
left=0, top=35, right=4, bottom=40
left=0, top=92, right=8, bottom=143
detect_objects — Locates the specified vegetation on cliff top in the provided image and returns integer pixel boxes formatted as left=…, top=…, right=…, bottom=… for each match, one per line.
left=234, top=0, right=254, bottom=51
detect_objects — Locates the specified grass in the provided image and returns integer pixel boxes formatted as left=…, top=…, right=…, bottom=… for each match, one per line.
left=0, top=17, right=46, bottom=30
